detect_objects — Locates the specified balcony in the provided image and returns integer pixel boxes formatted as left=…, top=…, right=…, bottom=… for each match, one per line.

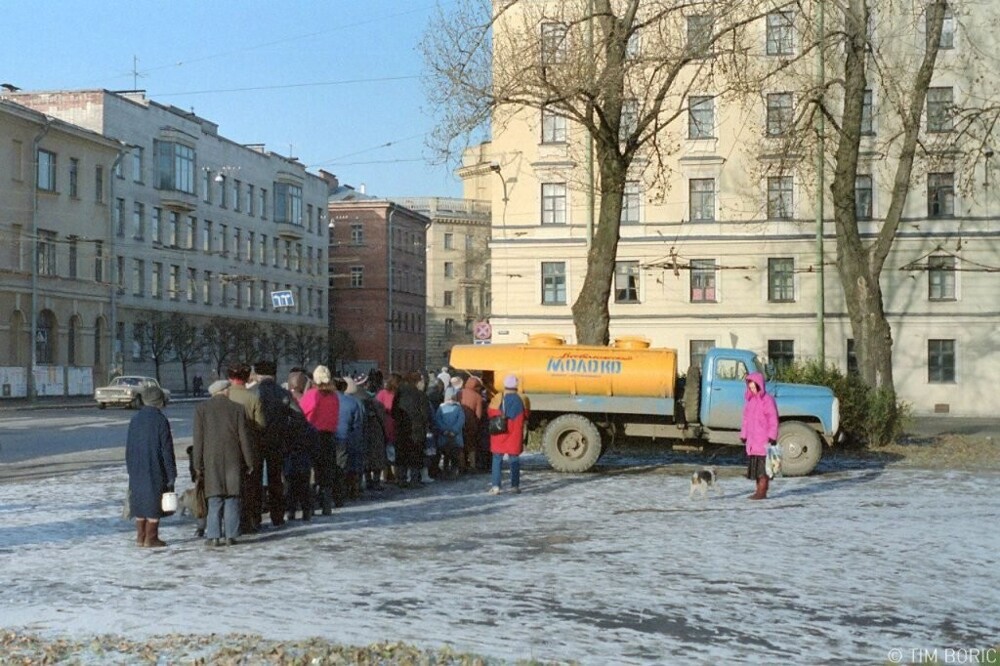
left=158, top=189, right=197, bottom=213
left=275, top=220, right=304, bottom=241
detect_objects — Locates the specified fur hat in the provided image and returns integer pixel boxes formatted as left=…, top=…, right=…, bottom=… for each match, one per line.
left=313, top=365, right=332, bottom=385
left=504, top=374, right=518, bottom=389
left=208, top=379, right=230, bottom=396
left=140, top=385, right=166, bottom=408
left=450, top=376, right=464, bottom=390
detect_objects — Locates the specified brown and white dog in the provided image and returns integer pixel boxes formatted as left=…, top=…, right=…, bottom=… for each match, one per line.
left=689, top=467, right=721, bottom=499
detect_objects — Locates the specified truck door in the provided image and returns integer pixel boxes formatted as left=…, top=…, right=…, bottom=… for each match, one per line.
left=702, top=354, right=750, bottom=430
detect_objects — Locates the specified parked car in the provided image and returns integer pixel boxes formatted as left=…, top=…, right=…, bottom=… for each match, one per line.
left=94, top=376, right=171, bottom=410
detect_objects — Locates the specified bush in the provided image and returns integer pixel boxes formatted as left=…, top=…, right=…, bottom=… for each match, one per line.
left=773, top=360, right=911, bottom=448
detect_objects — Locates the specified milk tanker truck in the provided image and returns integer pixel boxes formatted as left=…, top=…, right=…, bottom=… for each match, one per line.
left=450, top=334, right=840, bottom=476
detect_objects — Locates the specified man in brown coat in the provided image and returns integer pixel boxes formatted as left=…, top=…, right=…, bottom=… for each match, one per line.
left=226, top=363, right=266, bottom=533
left=193, top=379, right=254, bottom=547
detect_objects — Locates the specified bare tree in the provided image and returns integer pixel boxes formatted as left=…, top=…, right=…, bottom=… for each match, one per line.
left=286, top=324, right=326, bottom=369
left=134, top=310, right=173, bottom=383
left=166, top=316, right=204, bottom=395
left=201, top=317, right=239, bottom=378
left=328, top=329, right=358, bottom=374
left=423, top=0, right=782, bottom=344
left=255, top=324, right=287, bottom=368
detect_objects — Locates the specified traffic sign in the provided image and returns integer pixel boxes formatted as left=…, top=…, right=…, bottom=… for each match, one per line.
left=473, top=320, right=492, bottom=341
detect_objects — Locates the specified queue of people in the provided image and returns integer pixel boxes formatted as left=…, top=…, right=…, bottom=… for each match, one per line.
left=125, top=360, right=517, bottom=549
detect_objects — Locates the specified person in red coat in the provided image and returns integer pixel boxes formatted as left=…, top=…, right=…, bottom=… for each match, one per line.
left=740, top=371, right=779, bottom=500
left=487, top=374, right=530, bottom=494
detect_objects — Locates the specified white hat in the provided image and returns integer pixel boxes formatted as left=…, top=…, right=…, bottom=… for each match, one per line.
left=208, top=379, right=230, bottom=396
left=504, top=374, right=518, bottom=389
left=313, top=365, right=332, bottom=385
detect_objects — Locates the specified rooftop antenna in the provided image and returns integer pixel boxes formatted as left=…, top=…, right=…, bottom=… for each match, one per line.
left=131, top=55, right=146, bottom=90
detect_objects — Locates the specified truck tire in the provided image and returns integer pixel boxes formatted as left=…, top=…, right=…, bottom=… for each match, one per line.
left=543, top=414, right=603, bottom=473
left=777, top=422, right=823, bottom=476
left=683, top=365, right=701, bottom=425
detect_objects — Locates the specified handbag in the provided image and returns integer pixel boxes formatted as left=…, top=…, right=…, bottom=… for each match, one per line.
left=160, top=491, right=178, bottom=516
left=488, top=398, right=509, bottom=435
left=194, top=478, right=208, bottom=519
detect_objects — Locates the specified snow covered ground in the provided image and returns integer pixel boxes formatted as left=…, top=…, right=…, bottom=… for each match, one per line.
left=1, top=453, right=998, bottom=664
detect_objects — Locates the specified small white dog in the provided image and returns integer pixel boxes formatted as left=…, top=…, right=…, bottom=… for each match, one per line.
left=689, top=467, right=721, bottom=499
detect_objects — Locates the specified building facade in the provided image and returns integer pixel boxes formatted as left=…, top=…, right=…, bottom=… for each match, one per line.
left=0, top=99, right=122, bottom=396
left=327, top=185, right=430, bottom=375
left=465, top=2, right=999, bottom=417
left=395, top=197, right=491, bottom=367
left=2, top=90, right=330, bottom=392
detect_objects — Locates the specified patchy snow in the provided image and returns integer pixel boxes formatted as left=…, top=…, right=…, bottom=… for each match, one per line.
left=0, top=454, right=998, bottom=664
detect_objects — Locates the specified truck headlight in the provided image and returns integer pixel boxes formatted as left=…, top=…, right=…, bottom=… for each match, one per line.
left=831, top=397, right=840, bottom=436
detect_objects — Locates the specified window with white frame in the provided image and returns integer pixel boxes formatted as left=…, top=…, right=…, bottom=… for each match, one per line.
left=928, top=339, right=955, bottom=382
left=621, top=181, right=641, bottom=224
left=688, top=96, right=715, bottom=139
left=541, top=183, right=567, bottom=224
left=152, top=140, right=195, bottom=194
left=132, top=259, right=144, bottom=296
left=444, top=290, right=454, bottom=307
left=689, top=259, right=717, bottom=303
left=37, top=149, right=57, bottom=191
left=766, top=92, right=793, bottom=136
left=443, top=232, right=454, bottom=249
left=152, top=262, right=162, bottom=299
left=541, top=22, right=568, bottom=65
left=928, top=255, right=956, bottom=300
left=766, top=11, right=795, bottom=55
left=927, top=5, right=955, bottom=50
left=689, top=178, right=715, bottom=221
left=927, top=87, right=953, bottom=132
left=614, top=261, right=640, bottom=303
left=855, top=174, right=873, bottom=220
left=350, top=266, right=363, bottom=288
left=768, top=339, right=795, bottom=372
left=768, top=257, right=795, bottom=302
left=767, top=175, right=794, bottom=220
left=132, top=202, right=145, bottom=239
left=132, top=147, right=143, bottom=183
left=861, top=89, right=875, bottom=135
left=927, top=172, right=954, bottom=218
left=620, top=98, right=638, bottom=141
left=541, top=261, right=566, bottom=305
left=686, top=14, right=713, bottom=57
left=350, top=222, right=363, bottom=245
left=541, top=106, right=567, bottom=143
left=37, top=231, right=57, bottom=276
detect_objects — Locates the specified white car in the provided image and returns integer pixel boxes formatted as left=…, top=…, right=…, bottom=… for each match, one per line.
left=94, top=376, right=171, bottom=410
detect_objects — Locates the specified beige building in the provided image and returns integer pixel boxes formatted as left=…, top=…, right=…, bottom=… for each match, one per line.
left=2, top=90, right=330, bottom=392
left=463, top=2, right=1000, bottom=417
left=395, top=197, right=492, bottom=368
left=0, top=99, right=122, bottom=396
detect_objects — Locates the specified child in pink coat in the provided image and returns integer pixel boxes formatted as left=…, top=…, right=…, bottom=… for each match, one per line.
left=740, top=371, right=779, bottom=500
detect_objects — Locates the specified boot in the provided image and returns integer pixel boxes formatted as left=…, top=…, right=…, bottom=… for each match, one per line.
left=143, top=520, right=166, bottom=547
left=420, top=467, right=434, bottom=484
left=135, top=518, right=147, bottom=546
left=749, top=476, right=768, bottom=500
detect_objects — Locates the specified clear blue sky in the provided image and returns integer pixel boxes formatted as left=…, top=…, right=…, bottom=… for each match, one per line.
left=2, top=0, right=464, bottom=198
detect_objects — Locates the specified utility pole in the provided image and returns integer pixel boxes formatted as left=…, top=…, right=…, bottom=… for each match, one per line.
left=814, top=0, right=826, bottom=364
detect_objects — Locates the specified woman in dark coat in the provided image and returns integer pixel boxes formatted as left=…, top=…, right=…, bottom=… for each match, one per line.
left=125, top=385, right=177, bottom=548
left=393, top=372, right=429, bottom=487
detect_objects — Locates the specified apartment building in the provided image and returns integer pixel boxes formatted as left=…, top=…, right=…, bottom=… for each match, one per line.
left=1, top=90, right=330, bottom=391
left=327, top=184, right=430, bottom=374
left=0, top=99, right=122, bottom=396
left=461, top=2, right=999, bottom=416
left=394, top=196, right=491, bottom=368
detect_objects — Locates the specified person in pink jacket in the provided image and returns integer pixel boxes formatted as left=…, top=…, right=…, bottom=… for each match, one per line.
left=739, top=371, right=779, bottom=500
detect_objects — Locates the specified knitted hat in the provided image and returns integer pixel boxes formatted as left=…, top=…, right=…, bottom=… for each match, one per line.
left=208, top=379, right=230, bottom=395
left=503, top=374, right=518, bottom=389
left=313, top=365, right=332, bottom=385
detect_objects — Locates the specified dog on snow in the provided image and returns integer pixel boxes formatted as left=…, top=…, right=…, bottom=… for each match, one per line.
left=689, top=467, right=721, bottom=499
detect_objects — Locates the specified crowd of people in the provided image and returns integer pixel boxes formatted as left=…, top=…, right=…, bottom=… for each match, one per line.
left=125, top=361, right=529, bottom=548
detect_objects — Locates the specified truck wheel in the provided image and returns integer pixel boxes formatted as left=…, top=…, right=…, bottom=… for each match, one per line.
left=543, top=414, right=603, bottom=473
left=683, top=365, right=701, bottom=425
left=777, top=422, right=823, bottom=476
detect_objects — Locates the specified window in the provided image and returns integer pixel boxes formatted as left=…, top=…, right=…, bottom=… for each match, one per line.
left=465, top=287, right=476, bottom=314
left=168, top=211, right=180, bottom=246
left=614, top=261, right=640, bottom=303
left=95, top=165, right=104, bottom=203
left=68, top=238, right=78, bottom=278
left=202, top=169, right=212, bottom=203
left=132, top=259, right=145, bottom=296
left=283, top=240, right=292, bottom=269
left=132, top=147, right=143, bottom=182
left=928, top=339, right=955, bottom=382
left=928, top=5, right=955, bottom=50
left=541, top=22, right=568, bottom=65
left=37, top=231, right=57, bottom=276
left=541, top=183, right=567, bottom=224
left=234, top=229, right=242, bottom=261
left=766, top=93, right=793, bottom=136
left=188, top=268, right=198, bottom=303
left=768, top=258, right=795, bottom=302
left=766, top=11, right=795, bottom=55
left=444, top=290, right=454, bottom=307
left=444, top=261, right=455, bottom=278
left=689, top=179, right=715, bottom=221
left=855, top=175, right=873, bottom=220
left=688, top=96, right=714, bottom=139
left=202, top=220, right=212, bottom=253
left=152, top=262, right=162, bottom=299
left=927, top=87, right=953, bottom=132
left=68, top=318, right=77, bottom=366
left=37, top=149, right=56, bottom=191
left=542, top=106, right=567, bottom=143
left=687, top=14, right=713, bottom=57
left=94, top=241, right=104, bottom=282
left=443, top=232, right=454, bottom=250
left=444, top=318, right=455, bottom=336
left=846, top=339, right=859, bottom=375
left=11, top=139, right=24, bottom=180
left=620, top=98, right=638, bottom=141
left=169, top=265, right=180, bottom=300
left=350, top=223, right=363, bottom=245
left=274, top=182, right=303, bottom=225
left=247, top=231, right=255, bottom=264
left=131, top=323, right=145, bottom=361
left=203, top=270, right=212, bottom=304
left=218, top=175, right=227, bottom=207
left=132, top=202, right=144, bottom=239
left=927, top=172, right=954, bottom=218
left=350, top=266, right=364, bottom=288
left=861, top=89, right=874, bottom=135
left=259, top=188, right=267, bottom=219
left=768, top=339, right=795, bottom=373
left=690, top=340, right=715, bottom=370
left=152, top=140, right=195, bottom=194
left=621, top=181, right=641, bottom=224
left=116, top=256, right=125, bottom=289
left=928, top=255, right=956, bottom=300
left=247, top=184, right=254, bottom=216
left=114, top=198, right=125, bottom=237
left=233, top=180, right=242, bottom=212
left=69, top=158, right=79, bottom=197
left=259, top=234, right=266, bottom=264
left=542, top=262, right=567, bottom=305
left=690, top=259, right=717, bottom=303
left=767, top=176, right=794, bottom=220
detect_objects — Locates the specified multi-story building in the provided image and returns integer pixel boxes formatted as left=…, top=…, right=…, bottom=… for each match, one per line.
left=327, top=181, right=430, bottom=374
left=0, top=99, right=122, bottom=396
left=395, top=196, right=491, bottom=368
left=2, top=90, right=330, bottom=391
left=463, top=3, right=999, bottom=416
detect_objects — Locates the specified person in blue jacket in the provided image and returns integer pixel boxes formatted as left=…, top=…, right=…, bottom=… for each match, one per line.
left=125, top=385, right=177, bottom=548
